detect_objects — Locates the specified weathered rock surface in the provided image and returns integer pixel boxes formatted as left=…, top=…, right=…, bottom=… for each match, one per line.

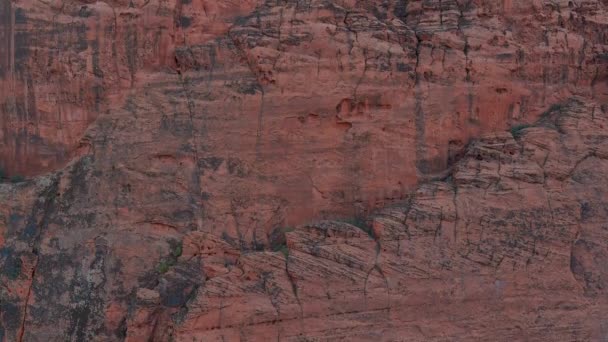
left=2, top=0, right=608, bottom=232
left=0, top=0, right=607, bottom=341
left=2, top=95, right=608, bottom=341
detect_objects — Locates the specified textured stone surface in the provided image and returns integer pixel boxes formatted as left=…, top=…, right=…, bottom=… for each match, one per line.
left=2, top=95, right=608, bottom=341
left=0, top=0, right=607, bottom=341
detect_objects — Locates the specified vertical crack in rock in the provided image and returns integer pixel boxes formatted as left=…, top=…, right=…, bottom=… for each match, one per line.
left=0, top=0, right=13, bottom=77
left=569, top=223, right=583, bottom=287
left=174, top=53, right=204, bottom=230
left=364, top=235, right=389, bottom=311
left=111, top=6, right=121, bottom=79
left=256, top=90, right=265, bottom=156
left=17, top=256, right=38, bottom=342
left=227, top=30, right=266, bottom=157
left=433, top=208, right=444, bottom=242
left=125, top=23, right=137, bottom=87
left=343, top=11, right=359, bottom=56
left=218, top=296, right=226, bottom=341
left=457, top=2, right=475, bottom=124
left=463, top=37, right=471, bottom=82
left=284, top=254, right=303, bottom=319
left=401, top=195, right=415, bottom=240
left=439, top=0, right=444, bottom=27
left=452, top=181, right=459, bottom=241
left=261, top=271, right=281, bottom=321
left=17, top=178, right=59, bottom=342
left=354, top=48, right=369, bottom=100
left=414, top=31, right=427, bottom=175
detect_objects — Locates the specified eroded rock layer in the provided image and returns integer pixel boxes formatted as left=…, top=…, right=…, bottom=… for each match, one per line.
left=0, top=0, right=607, bottom=341
left=1, top=95, right=608, bottom=341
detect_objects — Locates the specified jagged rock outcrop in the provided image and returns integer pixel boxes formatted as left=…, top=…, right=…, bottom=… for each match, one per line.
left=0, top=0, right=607, bottom=340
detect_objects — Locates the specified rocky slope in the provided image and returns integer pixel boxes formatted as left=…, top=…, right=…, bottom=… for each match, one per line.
left=0, top=0, right=607, bottom=341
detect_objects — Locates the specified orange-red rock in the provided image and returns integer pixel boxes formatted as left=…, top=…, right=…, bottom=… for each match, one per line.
left=0, top=0, right=607, bottom=341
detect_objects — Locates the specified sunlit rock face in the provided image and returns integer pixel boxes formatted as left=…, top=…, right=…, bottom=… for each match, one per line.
left=0, top=0, right=607, bottom=341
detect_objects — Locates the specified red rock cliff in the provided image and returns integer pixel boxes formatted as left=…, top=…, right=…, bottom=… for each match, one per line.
left=0, top=0, right=607, bottom=341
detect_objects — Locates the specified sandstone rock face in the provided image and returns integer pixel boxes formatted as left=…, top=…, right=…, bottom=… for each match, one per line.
left=0, top=0, right=607, bottom=341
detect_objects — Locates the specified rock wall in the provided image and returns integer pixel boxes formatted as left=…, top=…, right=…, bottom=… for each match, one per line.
left=2, top=0, right=608, bottom=231
left=0, top=0, right=607, bottom=341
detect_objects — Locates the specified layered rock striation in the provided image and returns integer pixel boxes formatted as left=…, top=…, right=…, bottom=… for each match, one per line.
left=0, top=0, right=607, bottom=341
